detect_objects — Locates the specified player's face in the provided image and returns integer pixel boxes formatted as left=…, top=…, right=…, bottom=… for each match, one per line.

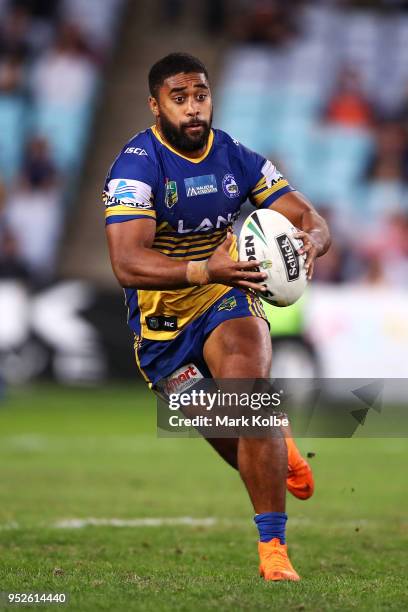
left=150, top=72, right=213, bottom=153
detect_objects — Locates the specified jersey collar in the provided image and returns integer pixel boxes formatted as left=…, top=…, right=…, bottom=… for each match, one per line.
left=151, top=125, right=214, bottom=163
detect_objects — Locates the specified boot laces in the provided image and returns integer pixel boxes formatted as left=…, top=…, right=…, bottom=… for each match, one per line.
left=263, top=541, right=290, bottom=570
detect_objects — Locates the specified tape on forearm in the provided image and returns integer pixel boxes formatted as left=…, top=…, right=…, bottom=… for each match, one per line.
left=186, top=260, right=210, bottom=286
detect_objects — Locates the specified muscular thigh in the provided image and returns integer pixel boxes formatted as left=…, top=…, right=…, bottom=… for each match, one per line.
left=203, top=316, right=272, bottom=378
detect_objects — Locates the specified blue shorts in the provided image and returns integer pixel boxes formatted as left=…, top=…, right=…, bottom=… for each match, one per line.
left=134, top=287, right=267, bottom=390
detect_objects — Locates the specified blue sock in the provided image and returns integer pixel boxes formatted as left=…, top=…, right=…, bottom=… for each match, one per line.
left=254, top=512, right=287, bottom=544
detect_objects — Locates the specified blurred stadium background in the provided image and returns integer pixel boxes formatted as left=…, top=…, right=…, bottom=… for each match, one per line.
left=1, top=2, right=408, bottom=608
left=1, top=0, right=408, bottom=386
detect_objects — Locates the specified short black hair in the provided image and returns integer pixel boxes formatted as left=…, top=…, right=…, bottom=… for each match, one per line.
left=148, top=52, right=209, bottom=97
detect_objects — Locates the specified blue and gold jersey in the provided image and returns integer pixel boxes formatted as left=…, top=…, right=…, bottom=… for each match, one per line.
left=103, top=126, right=294, bottom=340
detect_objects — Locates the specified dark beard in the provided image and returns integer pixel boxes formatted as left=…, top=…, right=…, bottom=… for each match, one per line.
left=159, top=110, right=212, bottom=152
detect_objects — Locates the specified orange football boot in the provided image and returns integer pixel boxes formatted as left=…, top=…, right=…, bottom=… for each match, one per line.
left=258, top=538, right=300, bottom=581
left=285, top=437, right=314, bottom=500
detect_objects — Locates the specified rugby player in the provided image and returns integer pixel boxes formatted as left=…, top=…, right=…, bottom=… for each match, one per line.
left=104, top=53, right=330, bottom=581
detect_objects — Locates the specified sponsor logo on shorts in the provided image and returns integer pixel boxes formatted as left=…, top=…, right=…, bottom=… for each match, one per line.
left=146, top=315, right=178, bottom=332
left=165, top=179, right=178, bottom=207
left=217, top=296, right=237, bottom=312
left=159, top=363, right=204, bottom=397
left=276, top=233, right=300, bottom=281
left=222, top=173, right=240, bottom=198
left=184, top=174, right=218, bottom=197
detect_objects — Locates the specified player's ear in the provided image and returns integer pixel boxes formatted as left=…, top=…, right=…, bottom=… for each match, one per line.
left=149, top=95, right=159, bottom=118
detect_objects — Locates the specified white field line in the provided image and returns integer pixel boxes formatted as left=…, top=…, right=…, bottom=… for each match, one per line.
left=0, top=517, right=373, bottom=530
left=0, top=521, right=19, bottom=531
left=3, top=435, right=49, bottom=451
left=54, top=517, right=218, bottom=528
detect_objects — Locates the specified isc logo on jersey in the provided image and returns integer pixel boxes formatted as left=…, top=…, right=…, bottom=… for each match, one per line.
left=124, top=147, right=148, bottom=155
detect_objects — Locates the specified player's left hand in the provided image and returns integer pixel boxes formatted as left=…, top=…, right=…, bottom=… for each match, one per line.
left=293, top=230, right=323, bottom=280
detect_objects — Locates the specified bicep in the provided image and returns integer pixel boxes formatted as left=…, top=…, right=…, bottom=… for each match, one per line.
left=106, top=218, right=156, bottom=267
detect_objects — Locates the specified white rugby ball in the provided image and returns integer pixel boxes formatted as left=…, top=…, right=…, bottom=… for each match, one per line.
left=238, top=209, right=307, bottom=307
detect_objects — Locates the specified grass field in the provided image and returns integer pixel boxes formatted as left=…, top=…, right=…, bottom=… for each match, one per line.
left=0, top=383, right=407, bottom=611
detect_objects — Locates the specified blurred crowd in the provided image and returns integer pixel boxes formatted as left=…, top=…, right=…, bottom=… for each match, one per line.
left=0, top=0, right=125, bottom=286
left=314, top=66, right=408, bottom=285
left=159, top=0, right=408, bottom=38
left=217, top=0, right=408, bottom=287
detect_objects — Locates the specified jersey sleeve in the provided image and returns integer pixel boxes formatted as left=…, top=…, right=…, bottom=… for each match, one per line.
left=103, top=149, right=158, bottom=225
left=242, top=145, right=295, bottom=209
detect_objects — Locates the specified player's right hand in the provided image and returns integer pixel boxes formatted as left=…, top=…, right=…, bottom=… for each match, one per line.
left=207, top=233, right=267, bottom=292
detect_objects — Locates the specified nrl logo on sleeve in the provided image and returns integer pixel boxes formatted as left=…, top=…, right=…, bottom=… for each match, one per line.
left=165, top=179, right=178, bottom=208
left=184, top=174, right=218, bottom=197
